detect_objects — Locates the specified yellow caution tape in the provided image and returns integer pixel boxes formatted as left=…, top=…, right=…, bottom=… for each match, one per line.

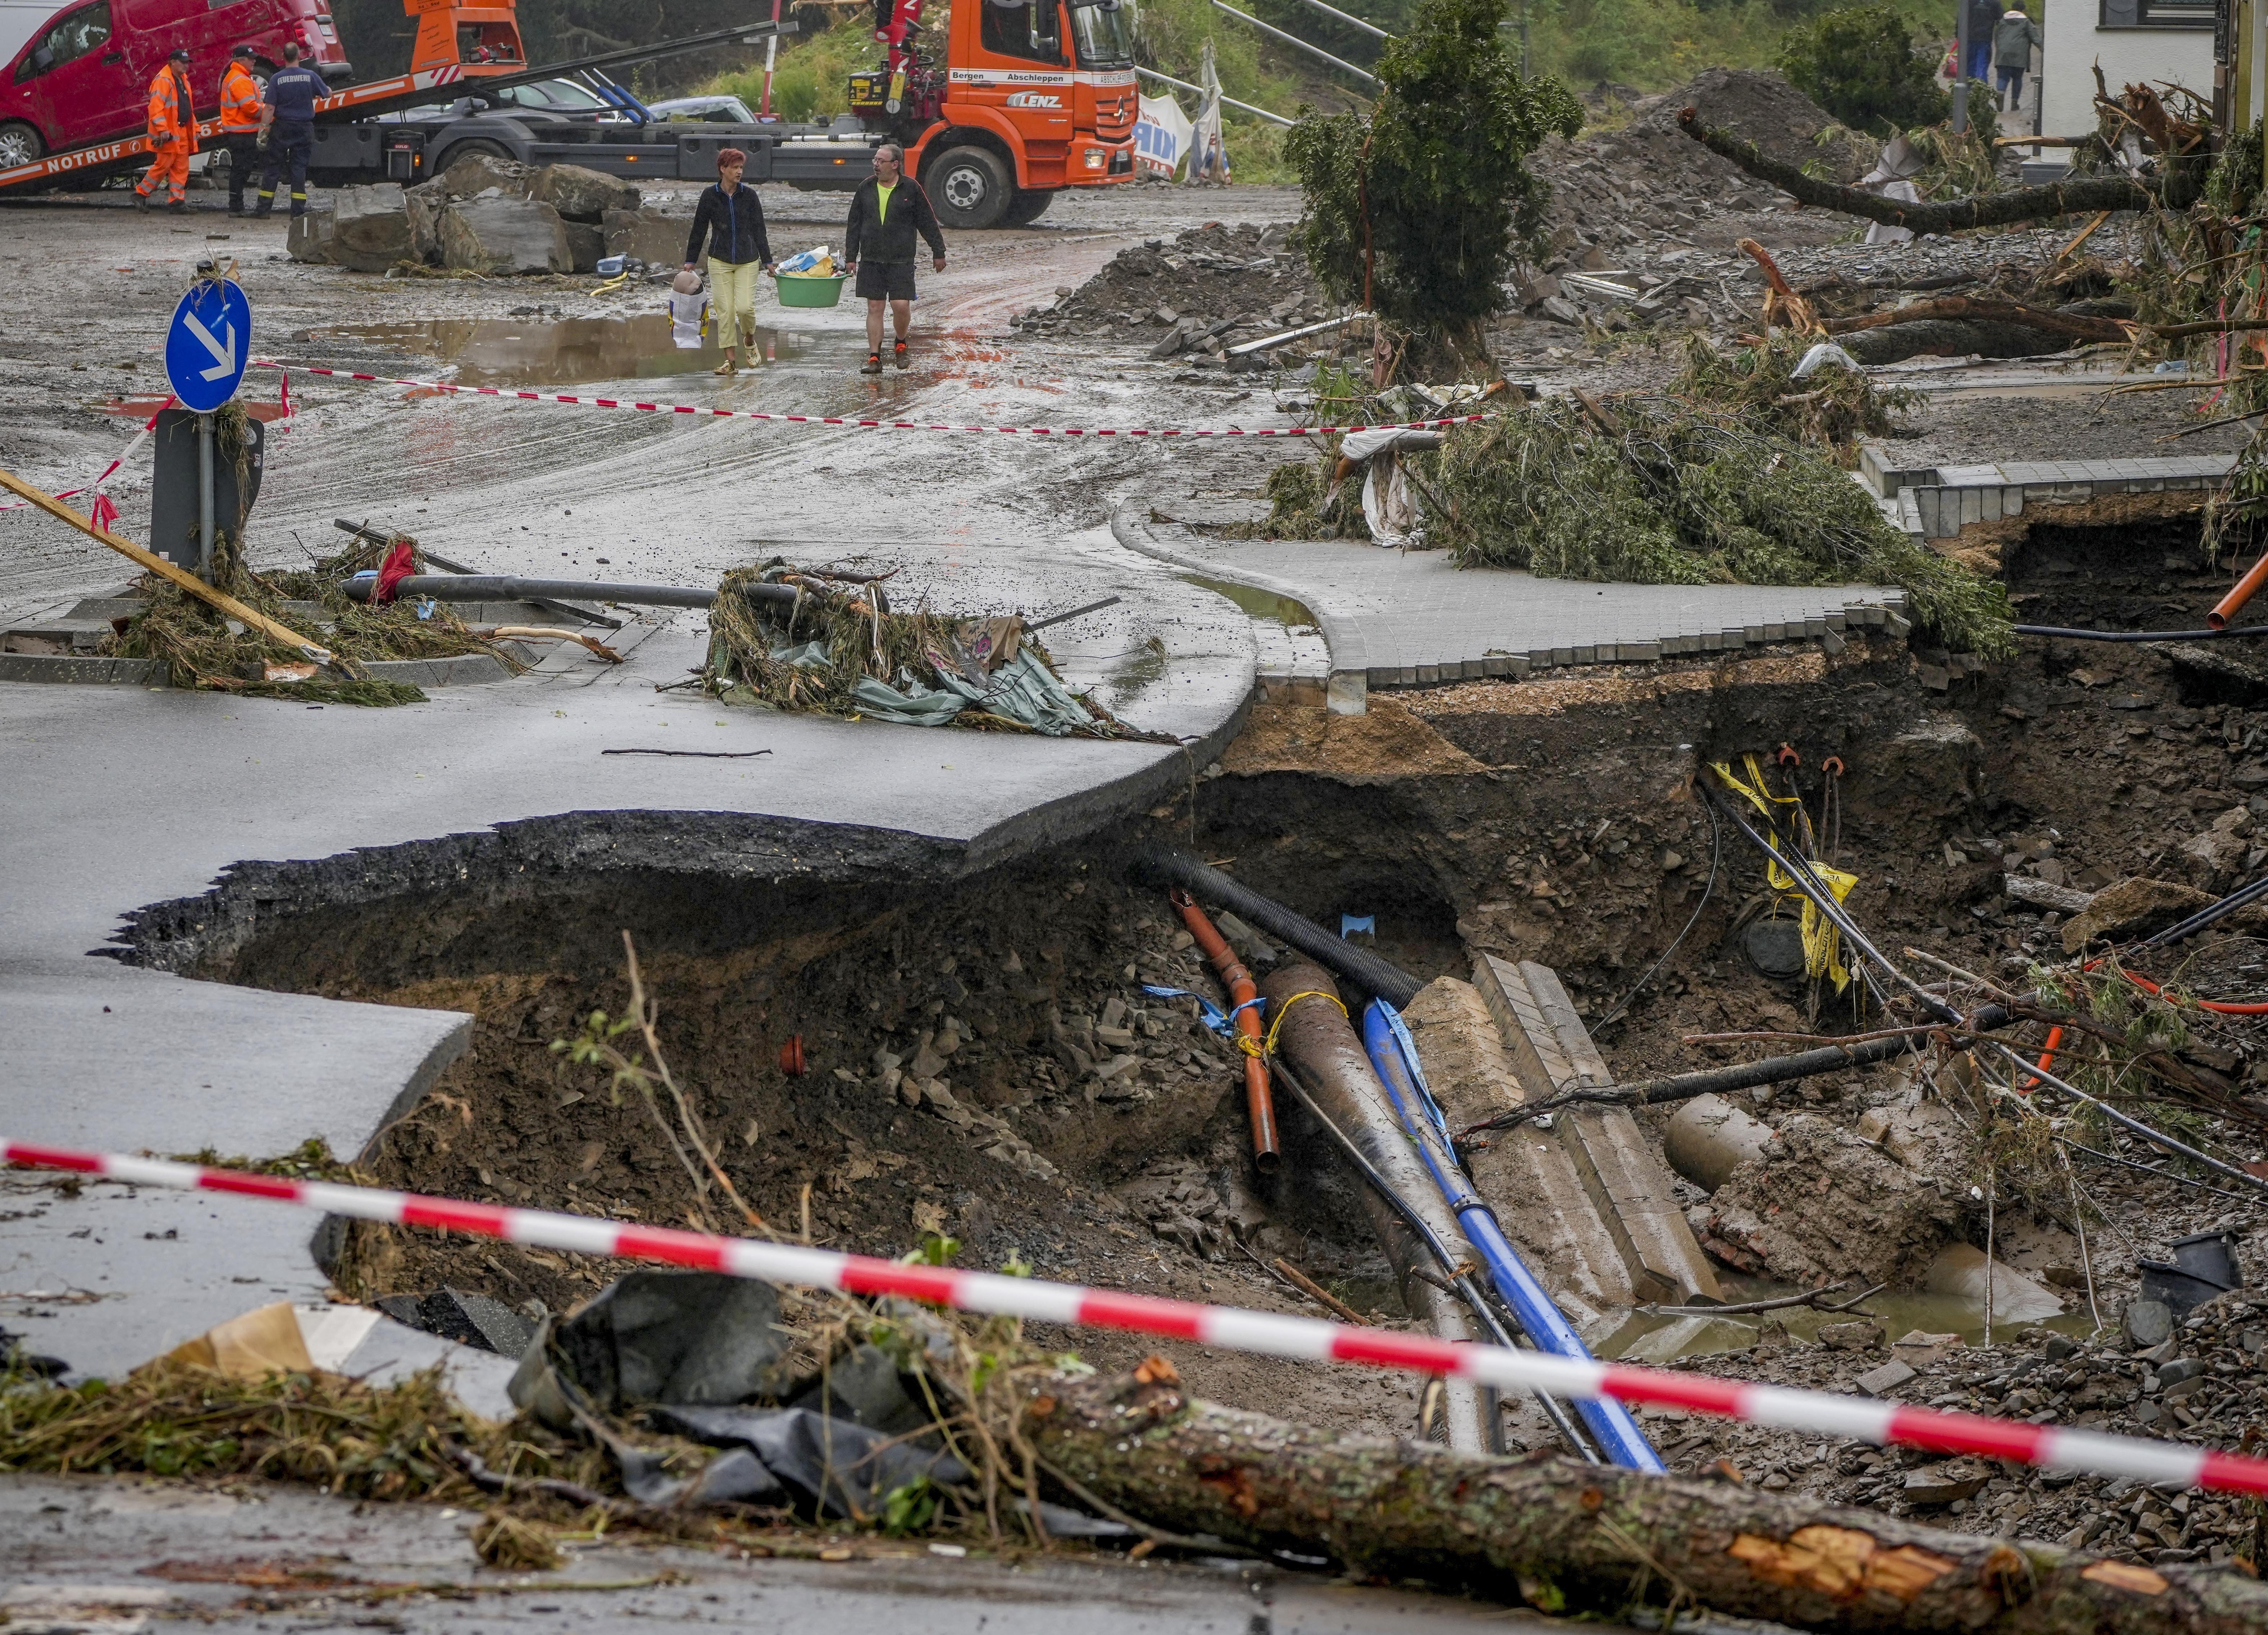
left=1712, top=759, right=1859, bottom=991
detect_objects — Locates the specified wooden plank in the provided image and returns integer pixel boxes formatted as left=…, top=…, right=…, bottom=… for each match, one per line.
left=0, top=467, right=342, bottom=670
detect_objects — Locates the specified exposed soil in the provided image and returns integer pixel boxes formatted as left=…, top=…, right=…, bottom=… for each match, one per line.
left=158, top=519, right=2268, bottom=1538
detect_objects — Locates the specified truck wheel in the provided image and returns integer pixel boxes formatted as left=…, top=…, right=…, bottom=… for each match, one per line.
left=999, top=188, right=1053, bottom=227
left=926, top=145, right=1011, bottom=230
left=429, top=137, right=512, bottom=179
left=0, top=122, right=43, bottom=169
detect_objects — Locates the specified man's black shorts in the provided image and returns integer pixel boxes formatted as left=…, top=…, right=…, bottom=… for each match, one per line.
left=855, top=260, right=917, bottom=301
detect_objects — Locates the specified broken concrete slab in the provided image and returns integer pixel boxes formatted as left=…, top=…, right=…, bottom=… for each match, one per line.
left=1480, top=957, right=1721, bottom=1308
left=1924, top=1243, right=2068, bottom=1325
left=437, top=197, right=571, bottom=275
left=285, top=203, right=334, bottom=265
left=1855, top=1357, right=1917, bottom=1396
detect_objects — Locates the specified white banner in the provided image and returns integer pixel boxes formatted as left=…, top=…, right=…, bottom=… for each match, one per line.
left=1135, top=92, right=1193, bottom=178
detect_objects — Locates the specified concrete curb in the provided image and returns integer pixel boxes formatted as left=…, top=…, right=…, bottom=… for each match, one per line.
left=1111, top=505, right=1910, bottom=705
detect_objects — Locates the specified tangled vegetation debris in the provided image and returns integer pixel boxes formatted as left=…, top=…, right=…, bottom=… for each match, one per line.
left=1669, top=332, right=1916, bottom=455
left=97, top=524, right=521, bottom=707
left=1429, top=399, right=2011, bottom=655
left=701, top=562, right=1165, bottom=740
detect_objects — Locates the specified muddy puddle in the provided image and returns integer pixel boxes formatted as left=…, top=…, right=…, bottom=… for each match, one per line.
left=322, top=314, right=820, bottom=387
left=1602, top=1281, right=2096, bottom=1364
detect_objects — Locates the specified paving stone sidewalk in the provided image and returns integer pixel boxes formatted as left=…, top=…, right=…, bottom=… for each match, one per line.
left=1114, top=510, right=1906, bottom=709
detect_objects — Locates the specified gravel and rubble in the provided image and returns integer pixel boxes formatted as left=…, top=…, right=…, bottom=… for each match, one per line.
left=1653, top=1287, right=2268, bottom=1566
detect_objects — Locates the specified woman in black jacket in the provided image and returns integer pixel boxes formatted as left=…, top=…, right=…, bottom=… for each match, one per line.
left=683, top=148, right=774, bottom=375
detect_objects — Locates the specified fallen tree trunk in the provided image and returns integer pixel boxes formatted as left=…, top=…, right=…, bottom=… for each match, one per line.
left=1839, top=319, right=2098, bottom=365
left=1026, top=1366, right=2268, bottom=1634
left=1675, top=109, right=2158, bottom=232
left=1822, top=298, right=2127, bottom=343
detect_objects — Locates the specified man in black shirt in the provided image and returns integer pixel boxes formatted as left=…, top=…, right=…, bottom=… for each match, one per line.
left=843, top=144, right=945, bottom=373
left=254, top=42, right=330, bottom=220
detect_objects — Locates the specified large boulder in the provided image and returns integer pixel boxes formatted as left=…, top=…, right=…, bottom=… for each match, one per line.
left=530, top=162, right=638, bottom=223
left=2061, top=876, right=2214, bottom=953
left=438, top=197, right=571, bottom=274
left=562, top=219, right=604, bottom=274
left=604, top=205, right=692, bottom=269
left=327, top=182, right=413, bottom=274
left=431, top=151, right=533, bottom=200
left=286, top=203, right=334, bottom=264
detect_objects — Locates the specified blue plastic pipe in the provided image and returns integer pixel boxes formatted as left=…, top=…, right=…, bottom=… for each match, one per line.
left=1362, top=1000, right=1664, bottom=1472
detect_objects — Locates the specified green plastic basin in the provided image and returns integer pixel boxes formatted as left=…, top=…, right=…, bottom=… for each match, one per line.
left=773, top=270, right=851, bottom=308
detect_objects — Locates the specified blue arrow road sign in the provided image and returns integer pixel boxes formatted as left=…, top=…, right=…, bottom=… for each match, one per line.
left=163, top=280, right=251, bottom=414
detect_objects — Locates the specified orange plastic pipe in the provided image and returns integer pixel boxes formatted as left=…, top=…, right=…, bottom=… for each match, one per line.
left=1171, top=889, right=1281, bottom=1172
left=2209, top=551, right=2268, bottom=629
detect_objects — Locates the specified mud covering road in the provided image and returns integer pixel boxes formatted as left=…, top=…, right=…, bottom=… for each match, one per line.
left=0, top=181, right=1313, bottom=629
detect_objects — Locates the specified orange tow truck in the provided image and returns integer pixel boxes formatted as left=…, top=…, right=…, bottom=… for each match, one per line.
left=853, top=0, right=1137, bottom=226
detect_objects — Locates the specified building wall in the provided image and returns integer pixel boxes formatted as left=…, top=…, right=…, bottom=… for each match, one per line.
left=2041, top=0, right=2214, bottom=138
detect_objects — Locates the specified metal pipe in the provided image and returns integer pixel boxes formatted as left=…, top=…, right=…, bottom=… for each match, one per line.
left=1986, top=1042, right=2268, bottom=1196
left=1363, top=1001, right=1663, bottom=1472
left=2144, top=869, right=2268, bottom=948
left=1133, top=65, right=1295, bottom=126
left=1259, top=964, right=1494, bottom=1454
left=1171, top=889, right=1280, bottom=1172
left=1284, top=0, right=1389, bottom=39
left=331, top=520, right=623, bottom=628
left=1226, top=311, right=1374, bottom=357
left=1134, top=848, right=1423, bottom=1007
left=196, top=412, right=214, bottom=584
left=2211, top=552, right=2268, bottom=629
left=341, top=574, right=786, bottom=610
left=1208, top=0, right=1380, bottom=86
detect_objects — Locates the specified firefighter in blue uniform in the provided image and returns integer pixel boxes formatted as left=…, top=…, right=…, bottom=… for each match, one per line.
left=253, top=40, right=329, bottom=219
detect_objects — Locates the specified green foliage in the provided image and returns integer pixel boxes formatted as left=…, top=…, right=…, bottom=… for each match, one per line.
left=1288, top=0, right=1581, bottom=351
left=1670, top=332, right=1916, bottom=456
left=883, top=1475, right=943, bottom=1534
left=1775, top=4, right=1947, bottom=134
left=701, top=11, right=887, bottom=124
left=1433, top=398, right=2014, bottom=655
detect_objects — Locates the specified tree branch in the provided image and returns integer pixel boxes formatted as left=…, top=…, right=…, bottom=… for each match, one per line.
left=1674, top=110, right=2158, bottom=233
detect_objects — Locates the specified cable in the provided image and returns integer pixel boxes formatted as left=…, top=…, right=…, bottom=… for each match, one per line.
left=2056, top=1137, right=2265, bottom=1204
left=1595, top=795, right=1721, bottom=1030
left=1266, top=1055, right=1605, bottom=1464
left=1983, top=1041, right=2268, bottom=1196
left=2013, top=623, right=2268, bottom=642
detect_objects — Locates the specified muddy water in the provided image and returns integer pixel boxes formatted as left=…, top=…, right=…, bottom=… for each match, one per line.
left=1602, top=1278, right=2097, bottom=1363
left=322, top=314, right=822, bottom=387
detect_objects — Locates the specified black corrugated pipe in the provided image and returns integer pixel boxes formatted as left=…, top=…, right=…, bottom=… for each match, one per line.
left=1133, top=847, right=1424, bottom=1008
left=2014, top=624, right=2268, bottom=642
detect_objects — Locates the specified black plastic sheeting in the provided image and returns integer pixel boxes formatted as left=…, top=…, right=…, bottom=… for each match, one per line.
left=1133, top=846, right=1424, bottom=1008
left=507, top=1270, right=968, bottom=1516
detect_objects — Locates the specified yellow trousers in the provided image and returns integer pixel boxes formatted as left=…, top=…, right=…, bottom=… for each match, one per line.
left=709, top=258, right=760, bottom=352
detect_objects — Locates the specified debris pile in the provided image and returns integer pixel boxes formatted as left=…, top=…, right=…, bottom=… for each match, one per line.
left=98, top=519, right=518, bottom=706
left=1015, top=221, right=1329, bottom=366
left=1662, top=1289, right=2268, bottom=1565
left=701, top=563, right=1164, bottom=739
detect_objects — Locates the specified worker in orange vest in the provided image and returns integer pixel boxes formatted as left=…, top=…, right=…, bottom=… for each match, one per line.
left=218, top=45, right=265, bottom=217
left=133, top=46, right=196, bottom=211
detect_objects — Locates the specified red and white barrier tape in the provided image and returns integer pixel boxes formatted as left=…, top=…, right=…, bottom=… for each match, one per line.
left=247, top=360, right=1486, bottom=439
left=6, top=1136, right=2260, bottom=1496
left=0, top=398, right=174, bottom=521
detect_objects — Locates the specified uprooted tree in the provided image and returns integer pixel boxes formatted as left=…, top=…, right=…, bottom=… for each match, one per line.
left=1286, top=0, right=1580, bottom=381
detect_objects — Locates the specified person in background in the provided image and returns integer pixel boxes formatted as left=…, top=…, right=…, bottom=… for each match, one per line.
left=1965, top=0, right=1997, bottom=84
left=843, top=143, right=945, bottom=374
left=1994, top=3, right=2041, bottom=114
left=254, top=41, right=330, bottom=219
left=683, top=147, right=773, bottom=375
left=218, top=46, right=265, bottom=218
left=132, top=47, right=194, bottom=211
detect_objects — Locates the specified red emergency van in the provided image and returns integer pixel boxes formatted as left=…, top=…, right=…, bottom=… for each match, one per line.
left=0, top=0, right=351, bottom=166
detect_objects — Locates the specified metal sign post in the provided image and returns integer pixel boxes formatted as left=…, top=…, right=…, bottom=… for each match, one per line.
left=161, top=268, right=251, bottom=582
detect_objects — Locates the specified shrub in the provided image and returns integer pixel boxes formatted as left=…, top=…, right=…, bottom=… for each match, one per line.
left=1776, top=4, right=1948, bottom=134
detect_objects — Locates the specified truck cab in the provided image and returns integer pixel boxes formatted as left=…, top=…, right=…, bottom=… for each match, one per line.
left=855, top=0, right=1134, bottom=228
